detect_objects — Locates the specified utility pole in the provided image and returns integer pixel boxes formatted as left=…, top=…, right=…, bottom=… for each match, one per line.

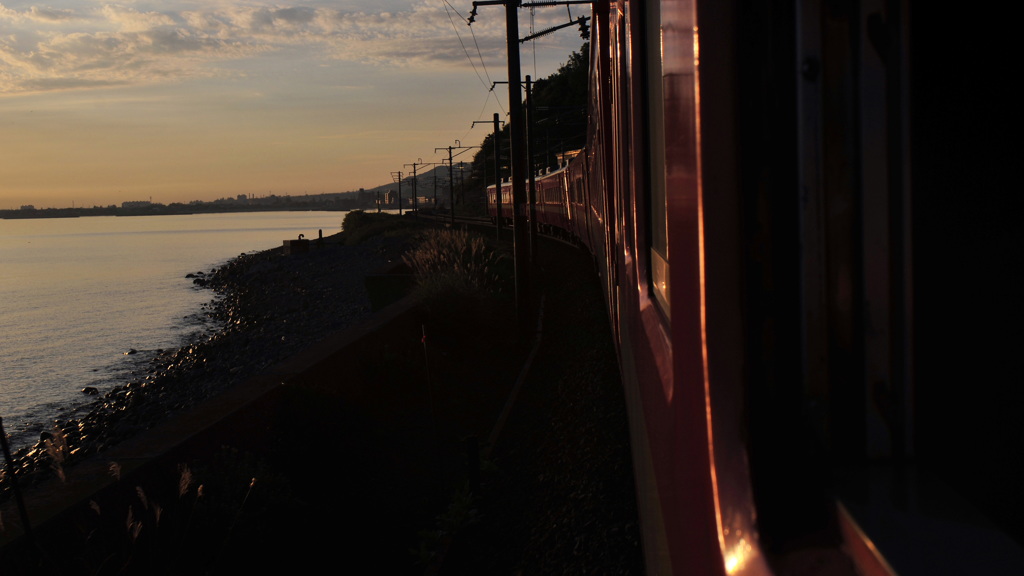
left=435, top=140, right=478, bottom=228
left=470, top=0, right=589, bottom=333
left=494, top=113, right=503, bottom=239
left=390, top=171, right=403, bottom=215
left=472, top=113, right=505, bottom=240
left=412, top=162, right=447, bottom=212
left=405, top=158, right=423, bottom=216
left=435, top=146, right=455, bottom=227
left=471, top=0, right=529, bottom=327
left=458, top=162, right=466, bottom=206
left=526, top=75, right=538, bottom=265
left=420, top=162, right=446, bottom=210
left=505, top=0, right=529, bottom=330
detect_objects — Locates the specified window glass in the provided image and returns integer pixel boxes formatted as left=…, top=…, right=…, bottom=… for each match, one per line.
left=647, top=2, right=670, bottom=314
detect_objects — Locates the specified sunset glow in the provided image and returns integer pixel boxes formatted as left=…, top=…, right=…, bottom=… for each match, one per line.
left=0, top=1, right=585, bottom=209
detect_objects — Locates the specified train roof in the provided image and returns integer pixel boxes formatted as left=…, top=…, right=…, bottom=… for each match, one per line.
left=486, top=161, right=571, bottom=190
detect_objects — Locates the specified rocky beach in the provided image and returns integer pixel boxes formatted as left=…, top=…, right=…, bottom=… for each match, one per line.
left=2, top=228, right=409, bottom=495
left=0, top=214, right=643, bottom=575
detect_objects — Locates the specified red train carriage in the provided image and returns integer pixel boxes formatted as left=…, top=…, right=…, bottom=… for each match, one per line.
left=531, top=163, right=570, bottom=240
left=486, top=179, right=514, bottom=226
left=564, top=154, right=594, bottom=253
left=487, top=163, right=570, bottom=240
left=491, top=1, right=1022, bottom=574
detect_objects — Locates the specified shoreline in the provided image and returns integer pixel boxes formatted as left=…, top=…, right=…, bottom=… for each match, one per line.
left=1, top=229, right=411, bottom=501
left=0, top=223, right=644, bottom=574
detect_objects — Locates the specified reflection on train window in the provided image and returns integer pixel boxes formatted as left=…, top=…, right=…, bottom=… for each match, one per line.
left=646, top=2, right=669, bottom=316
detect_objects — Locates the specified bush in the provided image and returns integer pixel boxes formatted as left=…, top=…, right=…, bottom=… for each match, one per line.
left=341, top=210, right=425, bottom=246
left=402, top=228, right=515, bottom=367
left=401, top=229, right=509, bottom=298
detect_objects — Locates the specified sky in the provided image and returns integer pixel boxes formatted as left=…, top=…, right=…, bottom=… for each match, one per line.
left=0, top=1, right=588, bottom=209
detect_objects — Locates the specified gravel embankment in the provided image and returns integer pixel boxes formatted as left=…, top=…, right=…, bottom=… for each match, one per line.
left=433, top=236, right=645, bottom=575
left=1, top=223, right=644, bottom=575
left=1, top=232, right=411, bottom=497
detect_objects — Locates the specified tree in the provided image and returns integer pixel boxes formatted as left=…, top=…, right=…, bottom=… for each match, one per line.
left=463, top=43, right=590, bottom=214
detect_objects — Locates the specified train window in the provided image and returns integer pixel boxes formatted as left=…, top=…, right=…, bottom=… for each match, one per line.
left=646, top=2, right=670, bottom=315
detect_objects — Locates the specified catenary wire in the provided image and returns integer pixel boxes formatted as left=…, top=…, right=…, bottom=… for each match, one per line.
left=440, top=0, right=491, bottom=93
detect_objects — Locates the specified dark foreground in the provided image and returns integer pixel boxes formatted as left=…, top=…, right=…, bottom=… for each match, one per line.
left=0, top=224, right=642, bottom=575
left=435, top=234, right=643, bottom=575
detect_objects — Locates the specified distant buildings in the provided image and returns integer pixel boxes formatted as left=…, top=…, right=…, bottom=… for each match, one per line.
left=3, top=190, right=385, bottom=220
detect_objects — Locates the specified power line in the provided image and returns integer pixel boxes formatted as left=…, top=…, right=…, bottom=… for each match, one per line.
left=440, top=0, right=490, bottom=92
left=466, top=14, right=496, bottom=88
left=530, top=5, right=538, bottom=79
left=440, top=0, right=507, bottom=123
left=461, top=90, right=504, bottom=143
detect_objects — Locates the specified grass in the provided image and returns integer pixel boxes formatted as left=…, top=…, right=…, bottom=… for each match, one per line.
left=346, top=211, right=516, bottom=360
left=1, top=443, right=297, bottom=575
left=402, top=228, right=509, bottom=297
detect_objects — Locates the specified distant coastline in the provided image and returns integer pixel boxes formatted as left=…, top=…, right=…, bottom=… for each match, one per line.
left=3, top=165, right=457, bottom=220
left=1, top=192, right=380, bottom=220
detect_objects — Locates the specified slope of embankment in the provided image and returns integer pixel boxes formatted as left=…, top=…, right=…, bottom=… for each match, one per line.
left=0, top=215, right=642, bottom=575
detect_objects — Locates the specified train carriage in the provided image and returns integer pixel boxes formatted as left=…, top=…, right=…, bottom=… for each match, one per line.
left=565, top=155, right=594, bottom=254
left=488, top=1, right=1022, bottom=574
left=486, top=180, right=514, bottom=226
left=531, top=163, right=570, bottom=239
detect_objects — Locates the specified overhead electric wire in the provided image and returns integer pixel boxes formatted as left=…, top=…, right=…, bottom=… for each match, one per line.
left=466, top=15, right=495, bottom=87
left=530, top=6, right=538, bottom=79
left=440, top=0, right=491, bottom=93
left=457, top=90, right=499, bottom=143
left=468, top=26, right=507, bottom=118
left=440, top=0, right=507, bottom=129
left=438, top=1, right=586, bottom=163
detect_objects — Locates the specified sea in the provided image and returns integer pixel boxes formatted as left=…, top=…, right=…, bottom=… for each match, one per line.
left=0, top=210, right=351, bottom=454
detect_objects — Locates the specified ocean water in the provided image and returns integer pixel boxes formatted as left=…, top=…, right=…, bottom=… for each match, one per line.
left=0, top=211, right=348, bottom=452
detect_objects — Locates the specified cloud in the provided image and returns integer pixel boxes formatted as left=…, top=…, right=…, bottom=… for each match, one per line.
left=0, top=2, right=581, bottom=95
left=27, top=6, right=79, bottom=21
left=269, top=6, right=318, bottom=26
left=19, top=76, right=126, bottom=91
left=0, top=4, right=81, bottom=23
left=101, top=5, right=176, bottom=32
